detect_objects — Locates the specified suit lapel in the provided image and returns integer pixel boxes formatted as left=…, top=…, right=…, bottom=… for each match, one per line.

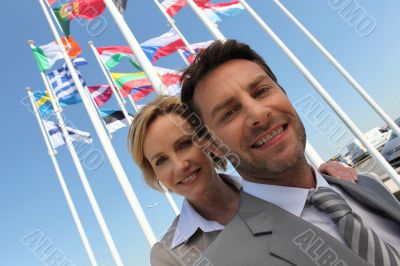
left=324, top=175, right=400, bottom=223
left=238, top=192, right=369, bottom=266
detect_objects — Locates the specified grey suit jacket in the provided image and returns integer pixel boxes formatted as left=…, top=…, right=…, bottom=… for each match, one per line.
left=151, top=174, right=400, bottom=266
left=204, top=174, right=400, bottom=266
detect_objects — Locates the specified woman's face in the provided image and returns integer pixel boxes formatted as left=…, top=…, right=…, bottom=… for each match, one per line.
left=143, top=114, right=216, bottom=200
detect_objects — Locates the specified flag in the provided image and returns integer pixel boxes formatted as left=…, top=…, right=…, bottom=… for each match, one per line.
left=32, top=37, right=82, bottom=72
left=100, top=109, right=132, bottom=133
left=155, top=67, right=182, bottom=95
left=33, top=91, right=54, bottom=117
left=96, top=46, right=136, bottom=69
left=43, top=119, right=93, bottom=149
left=32, top=41, right=63, bottom=72
left=160, top=0, right=210, bottom=16
left=112, top=0, right=128, bottom=13
left=47, top=0, right=57, bottom=5
left=181, top=40, right=213, bottom=63
left=59, top=0, right=105, bottom=20
left=53, top=7, right=71, bottom=37
left=141, top=29, right=186, bottom=62
left=160, top=0, right=186, bottom=17
left=88, top=85, right=113, bottom=106
left=61, top=36, right=82, bottom=58
left=46, top=58, right=88, bottom=105
left=111, top=72, right=153, bottom=100
left=202, top=0, right=244, bottom=23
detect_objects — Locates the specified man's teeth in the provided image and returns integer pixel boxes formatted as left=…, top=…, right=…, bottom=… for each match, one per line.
left=181, top=172, right=197, bottom=183
left=254, top=127, right=284, bottom=148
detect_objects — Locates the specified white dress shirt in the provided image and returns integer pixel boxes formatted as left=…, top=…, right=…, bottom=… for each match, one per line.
left=171, top=171, right=400, bottom=249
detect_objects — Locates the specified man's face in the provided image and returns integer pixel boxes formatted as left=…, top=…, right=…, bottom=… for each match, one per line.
left=193, top=59, right=307, bottom=181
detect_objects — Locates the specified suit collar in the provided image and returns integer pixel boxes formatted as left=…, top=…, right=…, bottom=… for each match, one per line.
left=236, top=191, right=369, bottom=266
left=323, top=174, right=400, bottom=223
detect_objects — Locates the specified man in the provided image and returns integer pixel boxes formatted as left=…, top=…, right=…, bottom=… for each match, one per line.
left=179, top=40, right=400, bottom=266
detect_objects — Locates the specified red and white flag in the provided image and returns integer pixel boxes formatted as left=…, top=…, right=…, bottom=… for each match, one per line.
left=88, top=85, right=113, bottom=106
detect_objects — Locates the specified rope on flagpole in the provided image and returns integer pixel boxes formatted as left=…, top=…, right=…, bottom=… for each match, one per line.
left=38, top=0, right=157, bottom=247
left=271, top=0, right=400, bottom=138
left=238, top=0, right=400, bottom=186
left=27, top=87, right=99, bottom=266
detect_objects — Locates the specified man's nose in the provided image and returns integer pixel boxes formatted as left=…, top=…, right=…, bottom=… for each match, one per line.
left=245, top=99, right=270, bottom=128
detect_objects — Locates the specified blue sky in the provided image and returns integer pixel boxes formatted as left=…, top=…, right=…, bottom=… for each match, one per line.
left=1, top=0, right=399, bottom=265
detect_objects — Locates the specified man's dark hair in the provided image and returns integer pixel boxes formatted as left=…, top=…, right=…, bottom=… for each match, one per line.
left=180, top=39, right=279, bottom=116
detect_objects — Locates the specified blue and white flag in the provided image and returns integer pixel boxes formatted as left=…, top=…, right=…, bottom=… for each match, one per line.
left=43, top=119, right=93, bottom=149
left=46, top=57, right=88, bottom=105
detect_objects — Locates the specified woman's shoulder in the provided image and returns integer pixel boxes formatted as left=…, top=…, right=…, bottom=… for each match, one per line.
left=150, top=215, right=181, bottom=265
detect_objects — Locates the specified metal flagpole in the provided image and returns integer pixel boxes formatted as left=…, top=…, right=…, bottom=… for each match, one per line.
left=185, top=0, right=226, bottom=40
left=32, top=56, right=124, bottom=265
left=38, top=0, right=157, bottom=246
left=103, top=0, right=165, bottom=96
left=238, top=0, right=400, bottom=186
left=179, top=0, right=327, bottom=168
left=152, top=0, right=197, bottom=56
left=88, top=41, right=134, bottom=123
left=27, top=88, right=98, bottom=266
left=271, top=0, right=400, bottom=137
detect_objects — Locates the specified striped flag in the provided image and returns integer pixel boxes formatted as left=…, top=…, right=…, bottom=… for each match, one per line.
left=96, top=46, right=139, bottom=70
left=111, top=72, right=153, bottom=100
left=100, top=109, right=133, bottom=133
left=141, top=29, right=186, bottom=63
left=160, top=0, right=210, bottom=16
left=181, top=40, right=213, bottom=63
left=46, top=57, right=88, bottom=105
left=88, top=85, right=113, bottom=107
left=43, top=119, right=93, bottom=149
left=202, top=0, right=244, bottom=23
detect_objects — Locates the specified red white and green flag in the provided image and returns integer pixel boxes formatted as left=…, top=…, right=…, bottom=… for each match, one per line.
left=96, top=46, right=140, bottom=70
left=111, top=72, right=153, bottom=101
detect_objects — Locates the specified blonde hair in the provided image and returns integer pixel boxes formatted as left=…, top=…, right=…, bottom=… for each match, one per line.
left=128, top=96, right=226, bottom=191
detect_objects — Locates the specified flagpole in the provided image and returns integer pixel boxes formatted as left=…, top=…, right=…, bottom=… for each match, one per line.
left=185, top=0, right=226, bottom=40
left=182, top=0, right=326, bottom=168
left=102, top=0, right=165, bottom=96
left=27, top=88, right=99, bottom=266
left=271, top=0, right=400, bottom=137
left=238, top=0, right=400, bottom=186
left=88, top=41, right=134, bottom=123
left=89, top=42, right=178, bottom=214
left=152, top=0, right=197, bottom=56
left=31, top=48, right=124, bottom=265
left=38, top=0, right=157, bottom=246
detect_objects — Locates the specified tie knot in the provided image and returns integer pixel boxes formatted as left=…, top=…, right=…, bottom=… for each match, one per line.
left=308, top=187, right=352, bottom=223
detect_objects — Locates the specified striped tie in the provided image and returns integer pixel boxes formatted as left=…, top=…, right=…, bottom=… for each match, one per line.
left=308, top=187, right=400, bottom=266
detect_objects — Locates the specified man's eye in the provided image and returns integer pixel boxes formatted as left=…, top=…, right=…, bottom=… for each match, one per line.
left=253, top=87, right=270, bottom=98
left=221, top=107, right=239, bottom=121
left=155, top=156, right=167, bottom=166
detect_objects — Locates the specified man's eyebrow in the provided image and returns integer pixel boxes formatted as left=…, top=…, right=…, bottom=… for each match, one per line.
left=247, top=75, right=269, bottom=91
left=210, top=97, right=236, bottom=119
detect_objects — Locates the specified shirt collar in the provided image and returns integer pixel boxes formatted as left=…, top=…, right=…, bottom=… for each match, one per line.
left=170, top=174, right=241, bottom=249
left=170, top=199, right=225, bottom=249
left=242, top=167, right=330, bottom=217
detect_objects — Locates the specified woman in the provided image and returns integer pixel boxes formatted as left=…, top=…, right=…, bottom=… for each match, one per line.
left=127, top=96, right=357, bottom=265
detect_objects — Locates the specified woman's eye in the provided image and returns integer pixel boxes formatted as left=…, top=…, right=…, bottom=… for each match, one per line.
left=178, top=139, right=192, bottom=149
left=155, top=156, right=167, bottom=166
